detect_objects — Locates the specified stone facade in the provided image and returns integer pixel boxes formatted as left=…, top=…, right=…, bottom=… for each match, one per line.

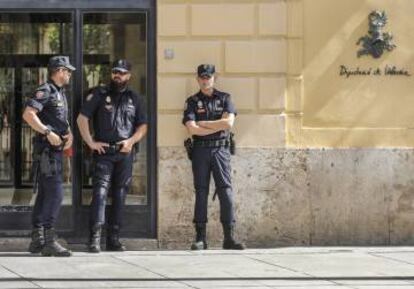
left=159, top=148, right=414, bottom=248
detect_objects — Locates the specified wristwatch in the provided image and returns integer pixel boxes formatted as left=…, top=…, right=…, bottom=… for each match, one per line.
left=44, top=128, right=51, bottom=136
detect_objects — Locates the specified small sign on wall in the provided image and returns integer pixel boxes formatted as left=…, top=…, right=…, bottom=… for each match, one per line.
left=339, top=11, right=411, bottom=78
left=339, top=65, right=411, bottom=78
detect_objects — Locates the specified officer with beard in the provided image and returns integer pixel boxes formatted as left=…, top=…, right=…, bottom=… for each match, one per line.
left=77, top=59, right=147, bottom=253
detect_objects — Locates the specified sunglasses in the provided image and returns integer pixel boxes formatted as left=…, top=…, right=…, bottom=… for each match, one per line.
left=57, top=67, right=72, bottom=74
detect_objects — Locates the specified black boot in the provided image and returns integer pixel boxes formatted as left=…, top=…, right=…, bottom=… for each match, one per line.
left=88, top=224, right=102, bottom=253
left=222, top=224, right=245, bottom=250
left=41, top=228, right=72, bottom=257
left=28, top=227, right=44, bottom=254
left=191, top=223, right=208, bottom=250
left=106, top=226, right=126, bottom=251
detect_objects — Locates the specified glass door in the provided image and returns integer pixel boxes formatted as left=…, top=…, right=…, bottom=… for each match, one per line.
left=0, top=6, right=156, bottom=239
left=0, top=12, right=74, bottom=232
left=80, top=12, right=151, bottom=237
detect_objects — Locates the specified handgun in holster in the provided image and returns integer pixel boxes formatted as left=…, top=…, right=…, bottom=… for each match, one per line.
left=31, top=129, right=65, bottom=194
left=40, top=147, right=58, bottom=177
left=32, top=144, right=59, bottom=194
left=184, top=138, right=193, bottom=160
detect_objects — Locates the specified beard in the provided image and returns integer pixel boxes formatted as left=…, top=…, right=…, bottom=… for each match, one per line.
left=110, top=78, right=128, bottom=92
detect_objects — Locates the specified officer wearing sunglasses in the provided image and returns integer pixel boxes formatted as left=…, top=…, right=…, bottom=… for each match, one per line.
left=77, top=59, right=148, bottom=253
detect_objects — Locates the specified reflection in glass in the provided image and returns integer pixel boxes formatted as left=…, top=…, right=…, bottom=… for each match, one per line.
left=82, top=13, right=148, bottom=206
left=0, top=68, right=13, bottom=182
left=0, top=14, right=72, bottom=205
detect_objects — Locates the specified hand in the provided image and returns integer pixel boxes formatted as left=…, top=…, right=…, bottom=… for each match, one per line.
left=118, top=138, right=135, bottom=153
left=88, top=141, right=109, bottom=155
left=62, top=132, right=73, bottom=150
left=46, top=131, right=63, bottom=146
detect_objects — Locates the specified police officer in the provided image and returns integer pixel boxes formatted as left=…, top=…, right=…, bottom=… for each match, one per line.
left=183, top=64, right=245, bottom=250
left=22, top=56, right=75, bottom=257
left=77, top=59, right=147, bottom=253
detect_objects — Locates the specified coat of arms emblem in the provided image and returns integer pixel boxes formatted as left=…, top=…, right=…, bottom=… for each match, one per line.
left=357, top=11, right=396, bottom=58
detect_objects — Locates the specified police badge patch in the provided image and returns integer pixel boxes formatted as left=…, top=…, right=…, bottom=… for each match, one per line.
left=196, top=100, right=206, bottom=113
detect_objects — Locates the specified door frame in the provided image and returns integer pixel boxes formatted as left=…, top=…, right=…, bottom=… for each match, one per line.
left=0, top=0, right=157, bottom=240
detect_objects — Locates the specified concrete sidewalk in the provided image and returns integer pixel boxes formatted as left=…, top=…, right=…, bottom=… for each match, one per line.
left=1, top=247, right=414, bottom=289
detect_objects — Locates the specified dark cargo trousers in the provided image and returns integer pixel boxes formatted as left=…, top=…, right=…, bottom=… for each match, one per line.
left=191, top=146, right=235, bottom=225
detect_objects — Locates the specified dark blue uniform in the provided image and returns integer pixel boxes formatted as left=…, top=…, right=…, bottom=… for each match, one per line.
left=79, top=85, right=147, bottom=229
left=183, top=89, right=237, bottom=226
left=25, top=80, right=70, bottom=229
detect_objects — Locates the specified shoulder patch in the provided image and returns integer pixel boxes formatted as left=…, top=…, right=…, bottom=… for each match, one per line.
left=34, top=86, right=50, bottom=99
left=35, top=90, right=45, bottom=99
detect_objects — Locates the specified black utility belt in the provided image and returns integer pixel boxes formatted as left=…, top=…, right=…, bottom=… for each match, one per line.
left=193, top=139, right=229, bottom=148
left=94, top=142, right=123, bottom=155
left=105, top=143, right=123, bottom=154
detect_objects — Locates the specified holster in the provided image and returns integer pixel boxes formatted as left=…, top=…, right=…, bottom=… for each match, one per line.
left=39, top=147, right=58, bottom=177
left=31, top=130, right=65, bottom=194
left=184, top=138, right=193, bottom=160
left=33, top=142, right=58, bottom=177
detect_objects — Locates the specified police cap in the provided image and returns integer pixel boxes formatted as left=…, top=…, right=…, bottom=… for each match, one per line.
left=112, top=59, right=132, bottom=73
left=197, top=64, right=215, bottom=78
left=48, top=56, right=76, bottom=71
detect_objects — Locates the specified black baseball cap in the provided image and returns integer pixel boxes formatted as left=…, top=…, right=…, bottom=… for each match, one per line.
left=112, top=59, right=132, bottom=73
left=197, top=64, right=215, bottom=78
left=48, top=56, right=76, bottom=71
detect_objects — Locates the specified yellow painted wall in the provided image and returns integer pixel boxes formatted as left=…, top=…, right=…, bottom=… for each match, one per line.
left=157, top=0, right=414, bottom=148
left=287, top=0, right=414, bottom=147
left=157, top=0, right=290, bottom=148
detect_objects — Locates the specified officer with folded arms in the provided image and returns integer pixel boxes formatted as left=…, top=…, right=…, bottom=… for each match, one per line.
left=183, top=64, right=245, bottom=250
left=22, top=56, right=75, bottom=257
left=77, top=59, right=147, bottom=253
